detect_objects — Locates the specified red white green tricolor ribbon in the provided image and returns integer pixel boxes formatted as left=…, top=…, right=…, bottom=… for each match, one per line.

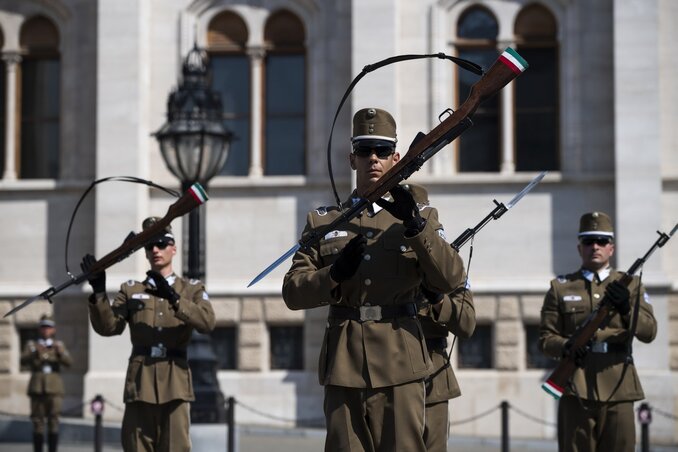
left=499, top=48, right=528, bottom=74
left=188, top=183, right=209, bottom=204
left=542, top=379, right=564, bottom=400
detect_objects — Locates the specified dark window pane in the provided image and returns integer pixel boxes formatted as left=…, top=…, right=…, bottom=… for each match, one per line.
left=458, top=7, right=498, bottom=40
left=270, top=325, right=303, bottom=370
left=210, top=326, right=237, bottom=370
left=210, top=55, right=250, bottom=175
left=526, top=324, right=555, bottom=369
left=515, top=47, right=558, bottom=171
left=20, top=58, right=60, bottom=179
left=458, top=49, right=499, bottom=172
left=19, top=327, right=39, bottom=372
left=458, top=324, right=492, bottom=369
left=265, top=54, right=305, bottom=175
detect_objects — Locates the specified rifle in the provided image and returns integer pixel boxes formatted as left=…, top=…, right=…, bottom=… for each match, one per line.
left=248, top=48, right=529, bottom=287
left=3, top=183, right=209, bottom=317
left=542, top=223, right=678, bottom=399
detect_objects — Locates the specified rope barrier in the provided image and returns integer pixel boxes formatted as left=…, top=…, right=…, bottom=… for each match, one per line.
left=101, top=397, right=125, bottom=413
left=234, top=399, right=324, bottom=426
left=649, top=406, right=678, bottom=421
left=508, top=403, right=556, bottom=427
left=450, top=404, right=500, bottom=426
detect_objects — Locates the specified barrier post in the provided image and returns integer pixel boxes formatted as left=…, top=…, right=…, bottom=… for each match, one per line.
left=227, top=396, right=235, bottom=452
left=638, top=402, right=652, bottom=452
left=501, top=400, right=509, bottom=452
left=90, top=394, right=105, bottom=452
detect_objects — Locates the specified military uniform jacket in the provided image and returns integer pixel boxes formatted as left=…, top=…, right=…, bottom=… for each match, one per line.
left=283, top=184, right=466, bottom=389
left=419, top=280, right=475, bottom=404
left=21, top=338, right=72, bottom=395
left=539, top=268, right=657, bottom=402
left=88, top=274, right=216, bottom=404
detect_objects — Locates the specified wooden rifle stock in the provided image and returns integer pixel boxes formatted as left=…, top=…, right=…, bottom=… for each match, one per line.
left=3, top=183, right=209, bottom=317
left=542, top=224, right=677, bottom=399
left=362, top=48, right=528, bottom=203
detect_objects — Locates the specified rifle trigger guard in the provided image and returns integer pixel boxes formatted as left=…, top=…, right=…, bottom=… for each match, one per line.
left=438, top=108, right=454, bottom=123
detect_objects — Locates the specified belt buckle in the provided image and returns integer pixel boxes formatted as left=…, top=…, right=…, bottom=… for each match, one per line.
left=151, top=345, right=167, bottom=358
left=591, top=342, right=608, bottom=353
left=359, top=305, right=382, bottom=322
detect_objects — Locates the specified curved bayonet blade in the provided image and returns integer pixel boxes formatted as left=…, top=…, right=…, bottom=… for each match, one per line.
left=506, top=171, right=548, bottom=209
left=4, top=294, right=46, bottom=318
left=248, top=244, right=301, bottom=288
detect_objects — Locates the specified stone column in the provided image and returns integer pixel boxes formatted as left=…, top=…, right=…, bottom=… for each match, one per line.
left=248, top=47, right=265, bottom=177
left=2, top=53, right=20, bottom=180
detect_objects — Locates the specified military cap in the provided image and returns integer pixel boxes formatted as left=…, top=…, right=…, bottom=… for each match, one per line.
left=351, top=107, right=397, bottom=148
left=39, top=314, right=55, bottom=328
left=578, top=211, right=614, bottom=239
left=142, top=216, right=175, bottom=242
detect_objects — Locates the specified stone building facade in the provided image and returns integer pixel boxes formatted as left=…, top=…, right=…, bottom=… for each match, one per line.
left=0, top=0, right=676, bottom=444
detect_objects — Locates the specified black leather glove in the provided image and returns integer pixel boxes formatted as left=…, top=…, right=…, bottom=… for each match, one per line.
left=375, top=185, right=426, bottom=235
left=563, top=338, right=589, bottom=368
left=605, top=280, right=631, bottom=315
left=147, top=270, right=180, bottom=306
left=421, top=286, right=444, bottom=305
left=329, top=235, right=367, bottom=283
left=80, top=254, right=106, bottom=294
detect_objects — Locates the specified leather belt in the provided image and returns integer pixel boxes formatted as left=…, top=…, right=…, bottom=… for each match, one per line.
left=132, top=345, right=187, bottom=359
left=426, top=337, right=448, bottom=351
left=590, top=342, right=629, bottom=354
left=329, top=303, right=417, bottom=322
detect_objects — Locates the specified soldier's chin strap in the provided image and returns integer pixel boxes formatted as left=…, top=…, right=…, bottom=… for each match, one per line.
left=326, top=53, right=484, bottom=208
left=63, top=176, right=180, bottom=279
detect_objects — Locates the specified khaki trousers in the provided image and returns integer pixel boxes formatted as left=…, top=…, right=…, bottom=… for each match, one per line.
left=324, top=380, right=426, bottom=452
left=121, top=400, right=190, bottom=452
left=423, top=401, right=449, bottom=452
left=558, top=395, right=635, bottom=452
left=30, top=394, right=62, bottom=434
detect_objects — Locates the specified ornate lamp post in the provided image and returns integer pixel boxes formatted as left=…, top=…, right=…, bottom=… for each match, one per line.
left=154, top=43, right=232, bottom=423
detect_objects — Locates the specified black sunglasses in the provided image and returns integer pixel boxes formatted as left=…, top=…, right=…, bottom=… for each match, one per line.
left=144, top=241, right=172, bottom=251
left=352, top=146, right=395, bottom=159
left=580, top=237, right=612, bottom=246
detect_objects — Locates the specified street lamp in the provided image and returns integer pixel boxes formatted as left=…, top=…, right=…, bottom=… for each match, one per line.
left=154, top=43, right=232, bottom=423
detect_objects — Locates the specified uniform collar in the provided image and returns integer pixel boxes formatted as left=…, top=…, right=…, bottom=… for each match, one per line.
left=147, top=273, right=177, bottom=287
left=38, top=338, right=54, bottom=347
left=348, top=191, right=388, bottom=216
left=581, top=267, right=611, bottom=283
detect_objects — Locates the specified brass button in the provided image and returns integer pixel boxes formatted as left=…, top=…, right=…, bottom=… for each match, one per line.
left=366, top=231, right=374, bottom=238
left=400, top=245, right=407, bottom=252
left=364, top=279, right=372, bottom=286
left=332, top=248, right=339, bottom=255
left=364, top=254, right=371, bottom=261
left=594, top=294, right=600, bottom=299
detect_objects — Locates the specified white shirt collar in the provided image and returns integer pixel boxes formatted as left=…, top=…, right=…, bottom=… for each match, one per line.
left=581, top=267, right=611, bottom=282
left=148, top=273, right=176, bottom=287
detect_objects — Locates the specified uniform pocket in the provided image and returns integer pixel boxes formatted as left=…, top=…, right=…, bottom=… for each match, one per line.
left=319, top=237, right=351, bottom=267
left=559, top=303, right=589, bottom=335
left=382, top=233, right=417, bottom=279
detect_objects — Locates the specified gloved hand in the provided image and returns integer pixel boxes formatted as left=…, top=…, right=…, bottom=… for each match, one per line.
left=375, top=185, right=426, bottom=235
left=605, top=280, right=631, bottom=315
left=562, top=337, right=589, bottom=368
left=80, top=254, right=106, bottom=294
left=421, top=285, right=444, bottom=305
left=147, top=270, right=180, bottom=306
left=329, top=235, right=367, bottom=283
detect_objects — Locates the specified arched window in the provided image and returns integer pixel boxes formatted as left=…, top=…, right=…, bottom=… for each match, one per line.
left=456, top=6, right=500, bottom=172
left=263, top=9, right=306, bottom=175
left=19, top=15, right=60, bottom=179
left=208, top=11, right=250, bottom=176
left=514, top=4, right=559, bottom=171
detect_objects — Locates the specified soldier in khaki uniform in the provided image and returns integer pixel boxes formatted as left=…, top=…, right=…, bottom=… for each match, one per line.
left=81, top=218, right=216, bottom=452
left=283, top=108, right=466, bottom=452
left=418, top=283, right=475, bottom=452
left=539, top=212, right=657, bottom=452
left=21, top=314, right=72, bottom=452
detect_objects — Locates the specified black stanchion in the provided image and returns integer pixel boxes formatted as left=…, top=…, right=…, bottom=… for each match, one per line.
left=638, top=402, right=652, bottom=452
left=90, top=394, right=105, bottom=452
left=501, top=400, right=509, bottom=452
left=227, top=396, right=235, bottom=452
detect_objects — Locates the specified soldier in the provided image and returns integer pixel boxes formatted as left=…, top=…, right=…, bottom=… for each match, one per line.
left=283, top=107, right=466, bottom=451
left=539, top=211, right=657, bottom=452
left=418, top=283, right=475, bottom=452
left=81, top=217, right=216, bottom=452
left=21, top=314, right=72, bottom=452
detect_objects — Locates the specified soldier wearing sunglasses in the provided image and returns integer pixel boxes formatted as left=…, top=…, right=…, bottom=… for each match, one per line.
left=539, top=212, right=657, bottom=452
left=81, top=217, right=215, bottom=452
left=283, top=108, right=466, bottom=451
